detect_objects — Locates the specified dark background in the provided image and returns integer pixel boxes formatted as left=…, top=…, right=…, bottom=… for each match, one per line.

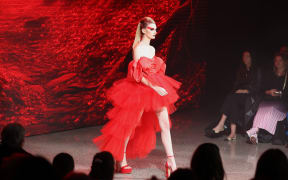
left=203, top=0, right=288, bottom=112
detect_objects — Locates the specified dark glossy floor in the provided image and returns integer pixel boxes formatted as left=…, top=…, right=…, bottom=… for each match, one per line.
left=24, top=108, right=288, bottom=180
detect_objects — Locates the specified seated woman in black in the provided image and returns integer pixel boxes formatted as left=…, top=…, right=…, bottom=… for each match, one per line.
left=206, top=51, right=261, bottom=140
left=246, top=53, right=288, bottom=144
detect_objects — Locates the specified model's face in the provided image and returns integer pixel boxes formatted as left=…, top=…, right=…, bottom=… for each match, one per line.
left=274, top=56, right=286, bottom=69
left=142, top=23, right=157, bottom=39
left=242, top=51, right=252, bottom=67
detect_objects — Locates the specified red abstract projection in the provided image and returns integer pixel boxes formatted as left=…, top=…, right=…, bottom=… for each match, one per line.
left=0, top=0, right=206, bottom=135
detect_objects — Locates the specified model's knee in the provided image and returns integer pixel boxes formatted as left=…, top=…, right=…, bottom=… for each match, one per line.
left=160, top=120, right=170, bottom=131
left=157, top=107, right=167, bottom=114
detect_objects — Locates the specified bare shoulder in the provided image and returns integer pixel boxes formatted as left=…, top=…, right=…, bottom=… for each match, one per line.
left=133, top=44, right=143, bottom=61
left=133, top=44, right=142, bottom=53
left=149, top=45, right=156, bottom=56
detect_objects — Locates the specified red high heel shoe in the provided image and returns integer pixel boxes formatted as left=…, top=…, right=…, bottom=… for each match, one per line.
left=119, top=164, right=132, bottom=174
left=116, top=152, right=132, bottom=174
left=165, top=155, right=175, bottom=178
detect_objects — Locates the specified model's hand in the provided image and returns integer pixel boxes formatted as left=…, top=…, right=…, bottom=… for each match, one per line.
left=153, top=86, right=168, bottom=96
left=235, top=89, right=249, bottom=94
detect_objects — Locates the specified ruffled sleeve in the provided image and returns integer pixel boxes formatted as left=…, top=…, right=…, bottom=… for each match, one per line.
left=128, top=60, right=143, bottom=82
left=156, top=57, right=166, bottom=74
left=158, top=61, right=166, bottom=74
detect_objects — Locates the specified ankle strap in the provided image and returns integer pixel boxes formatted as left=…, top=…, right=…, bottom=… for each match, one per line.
left=167, top=155, right=174, bottom=158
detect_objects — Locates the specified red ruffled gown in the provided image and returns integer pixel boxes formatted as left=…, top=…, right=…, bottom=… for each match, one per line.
left=93, top=56, right=181, bottom=161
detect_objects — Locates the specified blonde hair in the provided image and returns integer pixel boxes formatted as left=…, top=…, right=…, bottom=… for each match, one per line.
left=132, top=17, right=155, bottom=49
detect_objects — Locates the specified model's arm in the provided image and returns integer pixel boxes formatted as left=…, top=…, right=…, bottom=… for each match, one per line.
left=133, top=46, right=168, bottom=96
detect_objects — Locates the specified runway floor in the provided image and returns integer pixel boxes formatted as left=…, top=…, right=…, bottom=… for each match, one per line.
left=24, top=107, right=288, bottom=180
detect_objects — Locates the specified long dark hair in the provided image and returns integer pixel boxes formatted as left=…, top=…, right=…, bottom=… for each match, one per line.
left=239, top=50, right=256, bottom=71
left=234, top=50, right=257, bottom=85
left=190, top=143, right=225, bottom=180
left=253, top=149, right=288, bottom=180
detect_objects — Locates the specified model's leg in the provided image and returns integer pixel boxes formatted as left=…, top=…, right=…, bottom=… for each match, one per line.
left=120, top=109, right=144, bottom=168
left=156, top=107, right=176, bottom=171
left=120, top=136, right=130, bottom=167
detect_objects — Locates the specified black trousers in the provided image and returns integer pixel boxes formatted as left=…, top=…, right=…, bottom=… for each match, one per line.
left=220, top=93, right=250, bottom=128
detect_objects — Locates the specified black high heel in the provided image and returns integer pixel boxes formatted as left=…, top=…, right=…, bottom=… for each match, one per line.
left=206, top=128, right=225, bottom=138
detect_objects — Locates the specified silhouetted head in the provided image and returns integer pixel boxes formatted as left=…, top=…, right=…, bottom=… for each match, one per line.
left=190, top=143, right=225, bottom=180
left=2, top=155, right=56, bottom=180
left=168, top=168, right=195, bottom=180
left=1, top=123, right=25, bottom=148
left=89, top=151, right=114, bottom=180
left=53, top=152, right=75, bottom=179
left=253, top=149, right=288, bottom=180
left=148, top=175, right=160, bottom=180
left=64, top=172, right=90, bottom=180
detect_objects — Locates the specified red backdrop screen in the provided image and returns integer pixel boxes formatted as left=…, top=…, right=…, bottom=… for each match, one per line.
left=0, top=0, right=206, bottom=135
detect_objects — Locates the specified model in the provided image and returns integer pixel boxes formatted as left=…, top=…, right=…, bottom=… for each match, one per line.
left=93, top=17, right=181, bottom=177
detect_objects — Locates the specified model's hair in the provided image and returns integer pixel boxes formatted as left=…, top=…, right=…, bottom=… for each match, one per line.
left=133, top=17, right=155, bottom=49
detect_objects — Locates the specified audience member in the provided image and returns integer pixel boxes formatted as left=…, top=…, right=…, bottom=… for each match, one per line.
left=206, top=50, right=261, bottom=140
left=246, top=53, right=288, bottom=144
left=252, top=149, right=288, bottom=180
left=53, top=152, right=75, bottom=179
left=191, top=143, right=225, bottom=180
left=147, top=175, right=160, bottom=180
left=89, top=151, right=114, bottom=180
left=1, top=154, right=57, bottom=180
left=0, top=123, right=31, bottom=166
left=168, top=168, right=195, bottom=180
left=64, top=172, right=91, bottom=180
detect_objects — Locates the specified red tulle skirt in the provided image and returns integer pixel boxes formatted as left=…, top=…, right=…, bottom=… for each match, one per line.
left=93, top=74, right=181, bottom=161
